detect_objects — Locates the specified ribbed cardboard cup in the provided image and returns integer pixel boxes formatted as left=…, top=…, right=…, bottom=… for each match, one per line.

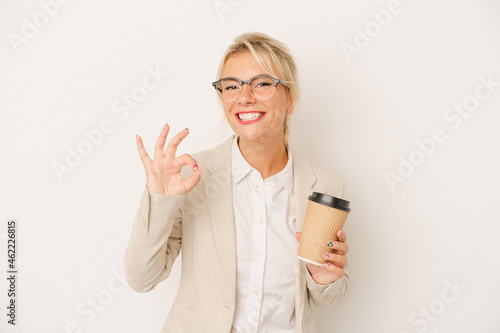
left=297, top=192, right=351, bottom=266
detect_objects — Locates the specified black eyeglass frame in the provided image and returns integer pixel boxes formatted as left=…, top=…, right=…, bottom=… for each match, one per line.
left=211, top=75, right=289, bottom=101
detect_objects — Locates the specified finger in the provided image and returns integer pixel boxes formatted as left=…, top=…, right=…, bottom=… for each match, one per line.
left=175, top=154, right=199, bottom=171
left=337, top=230, right=347, bottom=243
left=154, top=123, right=170, bottom=160
left=295, top=231, right=301, bottom=243
left=326, top=240, right=349, bottom=255
left=136, top=135, right=152, bottom=168
left=323, top=262, right=344, bottom=277
left=164, top=128, right=190, bottom=160
left=323, top=253, right=347, bottom=268
left=182, top=170, right=202, bottom=193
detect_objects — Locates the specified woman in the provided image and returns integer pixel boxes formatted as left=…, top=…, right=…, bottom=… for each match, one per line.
left=124, top=32, right=350, bottom=333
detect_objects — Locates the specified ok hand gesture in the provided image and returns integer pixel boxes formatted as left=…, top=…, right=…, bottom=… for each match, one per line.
left=136, top=123, right=201, bottom=195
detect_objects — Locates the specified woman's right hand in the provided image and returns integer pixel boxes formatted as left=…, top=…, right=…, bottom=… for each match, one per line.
left=136, top=123, right=201, bottom=195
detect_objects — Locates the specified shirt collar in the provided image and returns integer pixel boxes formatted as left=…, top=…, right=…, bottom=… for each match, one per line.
left=231, top=135, right=294, bottom=194
left=231, top=136, right=253, bottom=184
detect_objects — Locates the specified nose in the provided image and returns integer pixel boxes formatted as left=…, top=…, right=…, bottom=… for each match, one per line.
left=237, top=83, right=256, bottom=104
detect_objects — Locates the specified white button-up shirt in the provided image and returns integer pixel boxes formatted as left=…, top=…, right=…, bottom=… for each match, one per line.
left=230, top=136, right=297, bottom=333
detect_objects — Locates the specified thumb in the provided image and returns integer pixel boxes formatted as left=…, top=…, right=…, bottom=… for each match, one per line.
left=182, top=169, right=202, bottom=193
left=295, top=231, right=301, bottom=243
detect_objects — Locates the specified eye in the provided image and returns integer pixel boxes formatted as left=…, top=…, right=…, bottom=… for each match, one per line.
left=252, top=77, right=274, bottom=90
left=221, top=79, right=240, bottom=91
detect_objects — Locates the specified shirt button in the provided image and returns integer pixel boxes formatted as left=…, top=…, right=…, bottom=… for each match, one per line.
left=254, top=289, right=259, bottom=295
left=258, top=218, right=263, bottom=224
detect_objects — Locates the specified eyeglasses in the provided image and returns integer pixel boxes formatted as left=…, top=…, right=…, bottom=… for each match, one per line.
left=212, top=75, right=289, bottom=101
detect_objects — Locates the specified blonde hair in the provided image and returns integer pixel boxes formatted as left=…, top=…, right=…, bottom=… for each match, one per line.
left=215, top=32, right=299, bottom=145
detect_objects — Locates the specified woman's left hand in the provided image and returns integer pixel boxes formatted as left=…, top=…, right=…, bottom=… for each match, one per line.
left=296, top=230, right=349, bottom=285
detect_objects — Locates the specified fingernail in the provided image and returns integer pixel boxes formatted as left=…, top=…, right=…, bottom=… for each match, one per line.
left=327, top=241, right=334, bottom=247
left=184, top=128, right=189, bottom=131
left=193, top=165, right=198, bottom=170
left=323, top=253, right=330, bottom=258
left=324, top=263, right=331, bottom=267
left=339, top=231, right=344, bottom=237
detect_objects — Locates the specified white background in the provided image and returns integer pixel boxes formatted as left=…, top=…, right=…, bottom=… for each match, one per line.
left=1, top=0, right=499, bottom=332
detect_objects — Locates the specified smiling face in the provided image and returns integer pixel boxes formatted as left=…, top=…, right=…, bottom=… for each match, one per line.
left=220, top=51, right=293, bottom=146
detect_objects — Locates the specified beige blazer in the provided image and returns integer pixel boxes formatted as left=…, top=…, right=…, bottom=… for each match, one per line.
left=124, top=135, right=349, bottom=333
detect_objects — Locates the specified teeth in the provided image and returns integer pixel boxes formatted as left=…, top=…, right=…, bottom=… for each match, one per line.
left=238, top=112, right=264, bottom=121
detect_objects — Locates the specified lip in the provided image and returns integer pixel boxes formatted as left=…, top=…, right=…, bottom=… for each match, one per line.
left=235, top=111, right=266, bottom=125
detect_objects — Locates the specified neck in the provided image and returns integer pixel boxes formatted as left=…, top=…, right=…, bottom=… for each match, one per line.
left=237, top=135, right=289, bottom=179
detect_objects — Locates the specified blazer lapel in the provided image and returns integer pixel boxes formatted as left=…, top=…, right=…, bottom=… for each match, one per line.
left=291, top=148, right=317, bottom=333
left=204, top=135, right=237, bottom=304
left=292, top=150, right=317, bottom=230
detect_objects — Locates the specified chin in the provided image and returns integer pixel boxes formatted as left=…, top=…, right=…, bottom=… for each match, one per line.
left=228, top=119, right=284, bottom=145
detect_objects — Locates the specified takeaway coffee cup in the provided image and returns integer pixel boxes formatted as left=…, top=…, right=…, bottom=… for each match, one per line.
left=297, top=192, right=351, bottom=266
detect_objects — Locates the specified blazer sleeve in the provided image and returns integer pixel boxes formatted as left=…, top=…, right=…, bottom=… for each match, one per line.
left=123, top=186, right=184, bottom=292
left=305, top=261, right=350, bottom=307
left=305, top=176, right=350, bottom=307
